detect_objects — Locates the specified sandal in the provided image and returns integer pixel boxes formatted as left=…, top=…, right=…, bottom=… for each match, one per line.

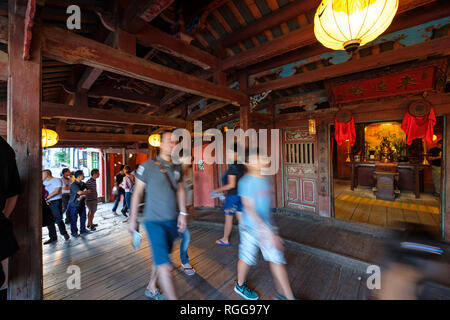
left=215, top=239, right=230, bottom=246
left=180, top=266, right=196, bottom=276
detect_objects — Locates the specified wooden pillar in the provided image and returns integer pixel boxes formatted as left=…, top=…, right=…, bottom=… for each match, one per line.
left=238, top=72, right=250, bottom=131
left=444, top=114, right=450, bottom=240
left=7, top=0, right=42, bottom=300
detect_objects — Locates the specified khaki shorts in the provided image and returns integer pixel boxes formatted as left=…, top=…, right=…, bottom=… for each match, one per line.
left=86, top=200, right=98, bottom=213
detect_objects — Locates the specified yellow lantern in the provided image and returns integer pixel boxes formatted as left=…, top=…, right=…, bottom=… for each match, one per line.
left=314, top=0, right=398, bottom=52
left=148, top=134, right=161, bottom=147
left=309, top=119, right=317, bottom=135
left=42, top=128, right=59, bottom=148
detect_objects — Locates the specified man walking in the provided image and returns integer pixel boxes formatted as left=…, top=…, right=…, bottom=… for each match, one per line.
left=112, top=165, right=127, bottom=216
left=67, top=170, right=90, bottom=237
left=43, top=169, right=70, bottom=242
left=86, top=169, right=100, bottom=231
left=128, top=130, right=188, bottom=300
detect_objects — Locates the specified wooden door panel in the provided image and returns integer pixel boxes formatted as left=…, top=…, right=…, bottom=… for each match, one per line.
left=283, top=128, right=319, bottom=213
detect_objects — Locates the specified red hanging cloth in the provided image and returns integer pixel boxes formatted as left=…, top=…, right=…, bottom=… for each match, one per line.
left=335, top=117, right=356, bottom=146
left=401, top=107, right=436, bottom=145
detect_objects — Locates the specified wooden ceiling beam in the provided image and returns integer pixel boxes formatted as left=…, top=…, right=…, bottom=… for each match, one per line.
left=88, top=85, right=160, bottom=107
left=249, top=35, right=450, bottom=95
left=222, top=0, right=445, bottom=72
left=214, top=0, right=320, bottom=52
left=59, top=131, right=150, bottom=143
left=121, top=0, right=175, bottom=33
left=187, top=100, right=230, bottom=120
left=42, top=26, right=248, bottom=106
left=135, top=24, right=220, bottom=70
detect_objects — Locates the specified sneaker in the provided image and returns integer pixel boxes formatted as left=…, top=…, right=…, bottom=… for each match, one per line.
left=80, top=230, right=90, bottom=235
left=145, top=289, right=166, bottom=300
left=234, top=281, right=259, bottom=300
left=112, top=211, right=119, bottom=216
left=63, top=234, right=70, bottom=241
left=121, top=211, right=128, bottom=218
left=44, top=238, right=57, bottom=245
left=88, top=226, right=96, bottom=231
left=276, top=292, right=299, bottom=300
left=71, top=233, right=80, bottom=237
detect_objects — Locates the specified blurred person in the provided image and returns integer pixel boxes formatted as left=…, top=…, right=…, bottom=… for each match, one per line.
left=0, top=137, right=20, bottom=300
left=211, top=143, right=245, bottom=246
left=428, top=140, right=442, bottom=197
left=43, top=169, right=70, bottom=241
left=61, top=168, right=72, bottom=224
left=375, top=223, right=449, bottom=300
left=234, top=147, right=295, bottom=300
left=120, top=165, right=135, bottom=217
left=112, top=165, right=128, bottom=216
left=86, top=169, right=100, bottom=231
left=128, top=130, right=188, bottom=300
left=67, top=170, right=90, bottom=237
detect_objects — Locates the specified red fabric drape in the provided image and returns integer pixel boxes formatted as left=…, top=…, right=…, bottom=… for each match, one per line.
left=335, top=117, right=356, bottom=146
left=401, top=107, right=436, bottom=145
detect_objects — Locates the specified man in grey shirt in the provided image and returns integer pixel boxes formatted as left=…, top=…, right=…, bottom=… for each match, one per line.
left=128, top=130, right=188, bottom=300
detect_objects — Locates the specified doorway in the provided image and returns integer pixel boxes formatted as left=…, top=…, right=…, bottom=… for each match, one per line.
left=330, top=118, right=443, bottom=232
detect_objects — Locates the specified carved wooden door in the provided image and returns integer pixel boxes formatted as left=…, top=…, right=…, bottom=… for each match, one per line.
left=283, top=128, right=318, bottom=213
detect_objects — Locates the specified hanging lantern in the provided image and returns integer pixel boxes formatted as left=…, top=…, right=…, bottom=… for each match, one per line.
left=308, top=119, right=317, bottom=135
left=148, top=134, right=161, bottom=147
left=42, top=128, right=59, bottom=148
left=314, top=0, right=399, bottom=52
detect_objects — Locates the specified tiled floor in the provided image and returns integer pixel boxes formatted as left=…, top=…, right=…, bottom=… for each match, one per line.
left=333, top=179, right=441, bottom=230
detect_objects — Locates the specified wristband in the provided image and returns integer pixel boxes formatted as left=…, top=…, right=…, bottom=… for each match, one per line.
left=179, top=211, right=189, bottom=216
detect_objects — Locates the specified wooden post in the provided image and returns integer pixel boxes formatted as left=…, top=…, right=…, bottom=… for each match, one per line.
left=238, top=72, right=249, bottom=132
left=7, top=0, right=42, bottom=300
left=444, top=114, right=450, bottom=240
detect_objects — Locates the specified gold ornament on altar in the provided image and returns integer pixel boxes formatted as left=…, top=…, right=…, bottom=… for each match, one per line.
left=379, top=137, right=392, bottom=163
left=42, top=128, right=59, bottom=148
left=314, top=0, right=399, bottom=52
left=148, top=134, right=161, bottom=147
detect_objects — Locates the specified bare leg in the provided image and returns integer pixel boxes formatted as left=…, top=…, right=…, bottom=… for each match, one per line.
left=237, top=259, right=251, bottom=286
left=156, top=263, right=177, bottom=300
left=0, top=259, right=8, bottom=291
left=146, top=265, right=158, bottom=292
left=218, top=214, right=233, bottom=243
left=269, top=262, right=294, bottom=300
left=87, top=211, right=93, bottom=227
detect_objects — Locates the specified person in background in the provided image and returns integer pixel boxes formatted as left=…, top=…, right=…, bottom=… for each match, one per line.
left=121, top=165, right=135, bottom=217
left=61, top=168, right=72, bottom=224
left=86, top=169, right=100, bottom=231
left=428, top=140, right=443, bottom=197
left=67, top=170, right=90, bottom=237
left=211, top=143, right=245, bottom=246
left=234, top=147, right=295, bottom=300
left=112, top=165, right=127, bottom=217
left=43, top=169, right=70, bottom=241
left=128, top=130, right=188, bottom=300
left=42, top=184, right=57, bottom=245
left=0, top=137, right=20, bottom=300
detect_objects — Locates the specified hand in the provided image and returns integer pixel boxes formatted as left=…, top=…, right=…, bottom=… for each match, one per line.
left=177, top=214, right=187, bottom=233
left=45, top=200, right=50, bottom=206
left=128, top=219, right=137, bottom=234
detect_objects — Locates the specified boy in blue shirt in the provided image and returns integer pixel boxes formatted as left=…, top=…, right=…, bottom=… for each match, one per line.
left=235, top=147, right=295, bottom=300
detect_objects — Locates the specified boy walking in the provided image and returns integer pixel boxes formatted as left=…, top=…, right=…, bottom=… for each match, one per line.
left=234, top=148, right=295, bottom=300
left=86, top=169, right=100, bottom=231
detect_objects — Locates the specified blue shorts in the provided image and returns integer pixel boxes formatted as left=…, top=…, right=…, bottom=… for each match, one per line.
left=144, top=219, right=179, bottom=266
left=223, top=194, right=242, bottom=216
